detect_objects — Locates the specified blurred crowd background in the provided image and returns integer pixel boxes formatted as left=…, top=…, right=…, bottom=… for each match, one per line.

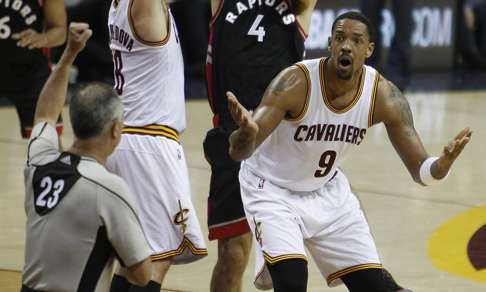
left=14, top=0, right=486, bottom=100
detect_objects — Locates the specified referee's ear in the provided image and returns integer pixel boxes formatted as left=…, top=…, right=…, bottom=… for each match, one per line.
left=110, top=119, right=123, bottom=147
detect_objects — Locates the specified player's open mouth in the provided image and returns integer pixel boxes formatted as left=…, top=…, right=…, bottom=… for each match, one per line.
left=338, top=56, right=352, bottom=68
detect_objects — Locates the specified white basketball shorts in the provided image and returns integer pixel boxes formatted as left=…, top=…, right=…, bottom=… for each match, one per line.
left=239, top=164, right=381, bottom=289
left=107, top=130, right=207, bottom=264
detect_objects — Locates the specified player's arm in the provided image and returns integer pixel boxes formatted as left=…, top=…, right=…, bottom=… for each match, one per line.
left=228, top=65, right=308, bottom=161
left=294, top=0, right=317, bottom=33
left=211, top=0, right=222, bottom=15
left=130, top=0, right=168, bottom=43
left=33, top=23, right=92, bottom=127
left=373, top=76, right=472, bottom=185
left=12, top=0, right=67, bottom=49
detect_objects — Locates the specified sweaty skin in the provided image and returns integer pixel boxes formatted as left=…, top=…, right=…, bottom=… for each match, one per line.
left=228, top=18, right=472, bottom=184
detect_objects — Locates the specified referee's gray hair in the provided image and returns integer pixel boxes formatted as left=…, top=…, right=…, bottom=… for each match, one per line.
left=70, top=82, right=123, bottom=139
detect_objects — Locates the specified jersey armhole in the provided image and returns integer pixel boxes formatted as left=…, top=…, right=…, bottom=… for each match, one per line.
left=286, top=63, right=311, bottom=123
left=368, top=72, right=380, bottom=127
left=127, top=0, right=171, bottom=46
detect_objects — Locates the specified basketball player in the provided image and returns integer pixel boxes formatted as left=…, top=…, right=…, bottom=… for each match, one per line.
left=204, top=1, right=316, bottom=291
left=107, top=1, right=208, bottom=291
left=22, top=22, right=152, bottom=292
left=0, top=0, right=66, bottom=138
left=227, top=11, right=472, bottom=291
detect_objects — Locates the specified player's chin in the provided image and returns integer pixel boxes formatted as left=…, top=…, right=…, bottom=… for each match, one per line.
left=336, top=68, right=353, bottom=80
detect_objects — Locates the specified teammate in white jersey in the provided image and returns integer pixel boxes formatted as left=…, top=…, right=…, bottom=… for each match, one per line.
left=227, top=11, right=472, bottom=292
left=107, top=1, right=207, bottom=291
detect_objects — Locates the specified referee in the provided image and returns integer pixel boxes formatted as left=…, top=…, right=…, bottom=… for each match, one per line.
left=21, top=22, right=152, bottom=292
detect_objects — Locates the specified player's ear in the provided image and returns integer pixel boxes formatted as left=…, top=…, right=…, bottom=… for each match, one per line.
left=327, top=36, right=332, bottom=51
left=366, top=41, right=375, bottom=58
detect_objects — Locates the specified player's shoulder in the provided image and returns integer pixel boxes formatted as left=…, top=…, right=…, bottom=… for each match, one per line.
left=376, top=75, right=404, bottom=102
left=373, top=75, right=409, bottom=124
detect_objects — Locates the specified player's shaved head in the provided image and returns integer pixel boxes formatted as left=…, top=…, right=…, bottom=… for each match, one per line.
left=70, top=82, right=123, bottom=139
left=332, top=11, right=374, bottom=41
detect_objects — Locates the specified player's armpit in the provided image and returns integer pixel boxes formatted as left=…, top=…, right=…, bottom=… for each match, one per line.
left=130, top=0, right=168, bottom=44
left=373, top=77, right=429, bottom=183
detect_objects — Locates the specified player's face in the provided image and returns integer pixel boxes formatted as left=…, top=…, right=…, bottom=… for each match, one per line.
left=328, top=19, right=374, bottom=80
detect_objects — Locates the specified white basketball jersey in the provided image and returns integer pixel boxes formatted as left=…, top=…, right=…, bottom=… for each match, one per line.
left=108, top=0, right=186, bottom=132
left=244, top=58, right=380, bottom=192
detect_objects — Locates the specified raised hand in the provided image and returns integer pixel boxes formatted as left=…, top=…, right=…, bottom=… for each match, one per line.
left=227, top=91, right=258, bottom=136
left=434, top=127, right=472, bottom=178
left=65, top=22, right=92, bottom=56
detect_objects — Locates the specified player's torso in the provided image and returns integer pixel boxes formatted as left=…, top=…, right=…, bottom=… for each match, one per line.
left=23, top=153, right=115, bottom=291
left=244, top=58, right=380, bottom=192
left=108, top=0, right=185, bottom=131
left=0, top=0, right=48, bottom=89
left=206, top=0, right=306, bottom=126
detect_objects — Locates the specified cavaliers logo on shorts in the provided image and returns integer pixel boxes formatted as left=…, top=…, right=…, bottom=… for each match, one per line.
left=428, top=205, right=486, bottom=283
left=174, top=200, right=190, bottom=234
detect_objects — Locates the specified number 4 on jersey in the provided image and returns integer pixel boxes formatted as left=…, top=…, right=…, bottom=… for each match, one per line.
left=248, top=14, right=265, bottom=43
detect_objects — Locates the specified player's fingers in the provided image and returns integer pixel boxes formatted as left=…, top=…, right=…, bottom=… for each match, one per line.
left=226, top=91, right=238, bottom=106
left=453, top=127, right=471, bottom=140
left=83, top=29, right=93, bottom=40
left=17, top=37, right=31, bottom=47
left=456, top=136, right=471, bottom=153
left=444, top=141, right=456, bottom=156
left=241, top=114, right=248, bottom=127
left=449, top=136, right=470, bottom=159
left=16, top=29, right=34, bottom=39
left=69, top=22, right=90, bottom=33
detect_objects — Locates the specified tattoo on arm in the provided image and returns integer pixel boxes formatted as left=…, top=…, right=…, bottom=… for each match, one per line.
left=389, top=82, right=415, bottom=136
left=268, top=68, right=302, bottom=94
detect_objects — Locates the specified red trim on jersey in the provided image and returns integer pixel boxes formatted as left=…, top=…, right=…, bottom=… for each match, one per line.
left=42, top=47, right=52, bottom=70
left=284, top=0, right=308, bottom=39
left=296, top=18, right=308, bottom=39
left=209, top=0, right=225, bottom=27
left=206, top=23, right=219, bottom=126
left=208, top=218, right=250, bottom=240
left=212, top=114, right=220, bottom=127
left=55, top=124, right=63, bottom=135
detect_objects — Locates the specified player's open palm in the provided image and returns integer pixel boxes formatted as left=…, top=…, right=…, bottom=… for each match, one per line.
left=227, top=91, right=258, bottom=136
left=66, top=22, right=92, bottom=56
left=436, top=127, right=472, bottom=175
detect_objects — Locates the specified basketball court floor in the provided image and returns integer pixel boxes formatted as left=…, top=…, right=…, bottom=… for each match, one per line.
left=1, top=91, right=485, bottom=291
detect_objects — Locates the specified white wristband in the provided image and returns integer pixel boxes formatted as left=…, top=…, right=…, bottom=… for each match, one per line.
left=419, top=156, right=449, bottom=186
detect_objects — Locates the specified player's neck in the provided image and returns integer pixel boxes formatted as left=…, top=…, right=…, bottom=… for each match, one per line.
left=68, top=138, right=110, bottom=165
left=325, top=60, right=363, bottom=99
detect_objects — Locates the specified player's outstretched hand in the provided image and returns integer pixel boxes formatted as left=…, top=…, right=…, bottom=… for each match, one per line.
left=65, top=22, right=92, bottom=56
left=435, top=127, right=472, bottom=176
left=12, top=29, right=47, bottom=49
left=227, top=91, right=258, bottom=136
